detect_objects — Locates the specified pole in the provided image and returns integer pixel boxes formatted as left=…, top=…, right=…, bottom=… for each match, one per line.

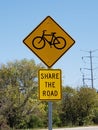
left=83, top=74, right=85, bottom=87
left=48, top=101, right=52, bottom=130
left=90, top=51, right=94, bottom=88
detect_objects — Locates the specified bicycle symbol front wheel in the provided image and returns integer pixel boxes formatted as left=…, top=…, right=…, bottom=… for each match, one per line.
left=32, top=36, right=45, bottom=49
left=54, top=37, right=66, bottom=49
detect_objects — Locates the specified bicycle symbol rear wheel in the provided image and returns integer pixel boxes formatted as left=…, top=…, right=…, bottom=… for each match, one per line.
left=32, top=36, right=45, bottom=49
left=54, top=37, right=66, bottom=49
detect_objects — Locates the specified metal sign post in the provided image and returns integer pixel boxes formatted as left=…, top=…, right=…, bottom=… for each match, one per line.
left=48, top=101, right=52, bottom=130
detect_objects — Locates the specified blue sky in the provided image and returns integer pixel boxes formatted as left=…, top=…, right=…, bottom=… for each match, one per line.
left=0, top=0, right=98, bottom=88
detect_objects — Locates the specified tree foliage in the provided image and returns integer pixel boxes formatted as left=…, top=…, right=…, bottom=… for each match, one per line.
left=61, top=86, right=98, bottom=126
left=0, top=59, right=46, bottom=129
left=0, top=59, right=98, bottom=129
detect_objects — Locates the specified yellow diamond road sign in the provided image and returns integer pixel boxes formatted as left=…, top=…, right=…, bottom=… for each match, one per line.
left=39, top=69, right=62, bottom=100
left=23, top=16, right=75, bottom=68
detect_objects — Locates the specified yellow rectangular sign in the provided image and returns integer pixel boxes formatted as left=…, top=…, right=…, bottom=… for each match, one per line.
left=39, top=69, right=62, bottom=100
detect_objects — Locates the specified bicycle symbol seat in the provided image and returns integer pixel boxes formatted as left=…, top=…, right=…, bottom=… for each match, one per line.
left=32, top=30, right=66, bottom=49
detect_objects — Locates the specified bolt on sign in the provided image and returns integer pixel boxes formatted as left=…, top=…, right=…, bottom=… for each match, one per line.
left=39, top=69, right=62, bottom=100
left=23, top=16, right=75, bottom=68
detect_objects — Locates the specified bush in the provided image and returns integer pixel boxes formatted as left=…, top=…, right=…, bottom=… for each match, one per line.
left=93, top=108, right=98, bottom=124
left=27, top=115, right=45, bottom=128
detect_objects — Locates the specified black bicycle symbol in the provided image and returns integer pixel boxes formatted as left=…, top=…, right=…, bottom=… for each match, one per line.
left=32, top=30, right=66, bottom=49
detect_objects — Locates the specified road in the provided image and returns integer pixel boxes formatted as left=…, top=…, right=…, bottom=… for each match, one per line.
left=53, top=126, right=98, bottom=130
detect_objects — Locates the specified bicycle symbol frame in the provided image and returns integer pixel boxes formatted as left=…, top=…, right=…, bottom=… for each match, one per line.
left=32, top=30, right=66, bottom=49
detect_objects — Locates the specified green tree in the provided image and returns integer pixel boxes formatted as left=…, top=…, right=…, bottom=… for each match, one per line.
left=60, top=86, right=98, bottom=126
left=77, top=87, right=98, bottom=126
left=0, top=59, right=46, bottom=129
left=52, top=101, right=62, bottom=127
left=60, top=86, right=77, bottom=126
